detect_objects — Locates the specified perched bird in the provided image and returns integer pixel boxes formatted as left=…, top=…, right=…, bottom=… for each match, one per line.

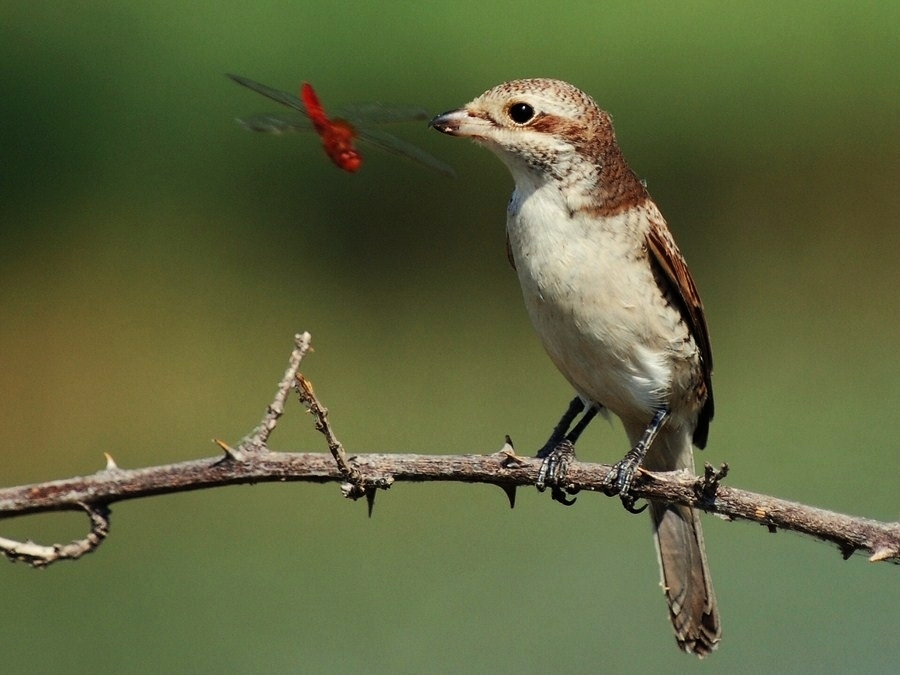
left=430, top=79, right=720, bottom=656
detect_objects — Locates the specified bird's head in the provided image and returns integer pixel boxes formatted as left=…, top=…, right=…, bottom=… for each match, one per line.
left=430, top=78, right=646, bottom=213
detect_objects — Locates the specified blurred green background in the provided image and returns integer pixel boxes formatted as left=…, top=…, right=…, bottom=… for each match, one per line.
left=2, top=2, right=898, bottom=672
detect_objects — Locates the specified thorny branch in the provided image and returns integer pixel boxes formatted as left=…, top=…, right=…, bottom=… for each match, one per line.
left=1, top=332, right=898, bottom=568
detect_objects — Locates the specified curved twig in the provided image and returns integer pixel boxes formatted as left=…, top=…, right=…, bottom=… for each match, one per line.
left=0, top=502, right=110, bottom=567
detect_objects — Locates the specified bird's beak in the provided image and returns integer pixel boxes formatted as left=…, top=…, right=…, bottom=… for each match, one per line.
left=429, top=108, right=491, bottom=139
left=428, top=108, right=468, bottom=135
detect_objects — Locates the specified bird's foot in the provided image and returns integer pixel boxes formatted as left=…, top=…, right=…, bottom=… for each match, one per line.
left=535, top=439, right=579, bottom=506
left=601, top=408, right=669, bottom=514
left=601, top=449, right=648, bottom=514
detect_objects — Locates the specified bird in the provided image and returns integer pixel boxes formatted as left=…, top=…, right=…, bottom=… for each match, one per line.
left=429, top=79, right=720, bottom=657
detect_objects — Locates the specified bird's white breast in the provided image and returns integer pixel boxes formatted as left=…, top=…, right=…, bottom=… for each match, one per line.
left=507, top=183, right=680, bottom=422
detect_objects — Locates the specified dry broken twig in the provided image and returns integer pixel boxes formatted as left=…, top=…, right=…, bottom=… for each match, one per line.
left=1, top=332, right=897, bottom=568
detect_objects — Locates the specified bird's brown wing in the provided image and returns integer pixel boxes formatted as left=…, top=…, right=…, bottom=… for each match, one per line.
left=646, top=223, right=714, bottom=448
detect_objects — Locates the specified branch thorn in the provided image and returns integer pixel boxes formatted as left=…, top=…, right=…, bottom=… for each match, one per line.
left=869, top=546, right=897, bottom=563
left=498, top=436, right=529, bottom=468
left=365, top=488, right=377, bottom=518
left=498, top=483, right=516, bottom=509
left=213, top=438, right=246, bottom=462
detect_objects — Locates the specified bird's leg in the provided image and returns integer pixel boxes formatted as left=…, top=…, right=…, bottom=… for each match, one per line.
left=536, top=397, right=599, bottom=505
left=564, top=404, right=598, bottom=445
left=536, top=396, right=588, bottom=458
left=603, top=408, right=669, bottom=513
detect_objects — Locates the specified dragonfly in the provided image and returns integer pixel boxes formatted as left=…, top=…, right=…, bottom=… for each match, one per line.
left=227, top=74, right=455, bottom=177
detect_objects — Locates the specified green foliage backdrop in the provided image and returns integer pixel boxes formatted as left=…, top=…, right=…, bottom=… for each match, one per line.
left=2, top=2, right=898, bottom=672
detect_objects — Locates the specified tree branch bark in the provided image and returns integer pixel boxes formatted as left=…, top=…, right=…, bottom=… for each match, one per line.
left=1, top=333, right=897, bottom=568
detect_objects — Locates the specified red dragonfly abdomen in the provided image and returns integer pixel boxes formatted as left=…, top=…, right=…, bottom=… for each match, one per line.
left=301, top=82, right=362, bottom=172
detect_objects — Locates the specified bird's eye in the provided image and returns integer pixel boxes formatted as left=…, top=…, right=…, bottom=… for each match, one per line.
left=507, top=102, right=535, bottom=125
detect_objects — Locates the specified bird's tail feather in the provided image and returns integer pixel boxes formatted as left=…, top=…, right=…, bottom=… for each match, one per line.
left=643, top=427, right=721, bottom=657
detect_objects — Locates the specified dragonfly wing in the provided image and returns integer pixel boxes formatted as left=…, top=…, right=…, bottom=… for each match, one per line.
left=237, top=113, right=313, bottom=134
left=332, top=103, right=430, bottom=125
left=356, top=127, right=456, bottom=177
left=227, top=74, right=307, bottom=114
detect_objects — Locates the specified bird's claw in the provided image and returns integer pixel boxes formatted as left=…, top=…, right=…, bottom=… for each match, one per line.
left=602, top=453, right=647, bottom=513
left=536, top=440, right=573, bottom=490
left=602, top=454, right=640, bottom=494
left=536, top=439, right=579, bottom=506
left=550, top=487, right=578, bottom=506
left=619, top=492, right=648, bottom=514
